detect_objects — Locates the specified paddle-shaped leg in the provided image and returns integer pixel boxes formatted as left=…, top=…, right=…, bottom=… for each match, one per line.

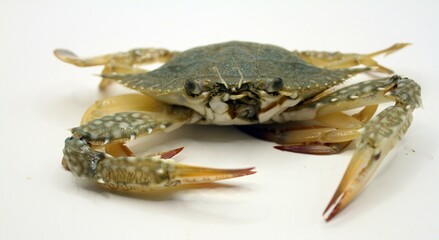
left=54, top=48, right=178, bottom=89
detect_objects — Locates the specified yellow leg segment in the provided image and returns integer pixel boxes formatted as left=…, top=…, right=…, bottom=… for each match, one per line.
left=278, top=106, right=376, bottom=153
left=297, top=43, right=410, bottom=73
left=54, top=48, right=178, bottom=89
left=240, top=105, right=377, bottom=155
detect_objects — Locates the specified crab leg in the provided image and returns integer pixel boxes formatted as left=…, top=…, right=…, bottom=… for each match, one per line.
left=297, top=43, right=410, bottom=73
left=79, top=93, right=171, bottom=158
left=277, top=106, right=378, bottom=154
left=80, top=94, right=172, bottom=124
left=54, top=48, right=178, bottom=89
left=278, top=105, right=378, bottom=145
left=270, top=75, right=420, bottom=220
left=240, top=105, right=377, bottom=155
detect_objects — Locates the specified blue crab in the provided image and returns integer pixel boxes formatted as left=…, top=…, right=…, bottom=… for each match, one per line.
left=55, top=41, right=421, bottom=221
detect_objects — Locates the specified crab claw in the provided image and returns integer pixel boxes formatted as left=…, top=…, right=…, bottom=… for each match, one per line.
left=63, top=135, right=255, bottom=191
left=323, top=141, right=385, bottom=221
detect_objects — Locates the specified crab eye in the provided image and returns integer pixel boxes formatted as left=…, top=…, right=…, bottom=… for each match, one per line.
left=185, top=79, right=203, bottom=96
left=266, top=77, right=283, bottom=93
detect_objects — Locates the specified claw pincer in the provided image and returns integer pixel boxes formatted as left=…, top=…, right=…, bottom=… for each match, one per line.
left=63, top=136, right=255, bottom=191
left=323, top=76, right=421, bottom=221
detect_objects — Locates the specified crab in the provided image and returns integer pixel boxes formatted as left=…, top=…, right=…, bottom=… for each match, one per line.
left=54, top=41, right=421, bottom=221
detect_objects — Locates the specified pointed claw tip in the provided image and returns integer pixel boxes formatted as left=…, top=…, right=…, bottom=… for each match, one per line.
left=222, top=167, right=257, bottom=179
left=238, top=167, right=257, bottom=176
left=322, top=203, right=339, bottom=222
left=160, top=147, right=184, bottom=159
left=225, top=167, right=257, bottom=178
left=323, top=212, right=335, bottom=222
left=322, top=190, right=349, bottom=222
left=174, top=146, right=185, bottom=153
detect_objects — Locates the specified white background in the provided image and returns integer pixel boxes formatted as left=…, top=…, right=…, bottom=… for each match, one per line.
left=1, top=0, right=438, bottom=239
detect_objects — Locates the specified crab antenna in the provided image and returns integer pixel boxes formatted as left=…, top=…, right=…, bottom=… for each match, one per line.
left=236, top=67, right=245, bottom=89
left=213, top=66, right=229, bottom=89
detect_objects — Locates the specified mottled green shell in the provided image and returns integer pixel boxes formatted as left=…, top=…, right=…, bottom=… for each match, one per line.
left=111, top=41, right=356, bottom=98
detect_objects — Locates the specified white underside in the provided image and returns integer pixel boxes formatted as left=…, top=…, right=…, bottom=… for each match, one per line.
left=153, top=91, right=303, bottom=125
left=199, top=95, right=302, bottom=125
